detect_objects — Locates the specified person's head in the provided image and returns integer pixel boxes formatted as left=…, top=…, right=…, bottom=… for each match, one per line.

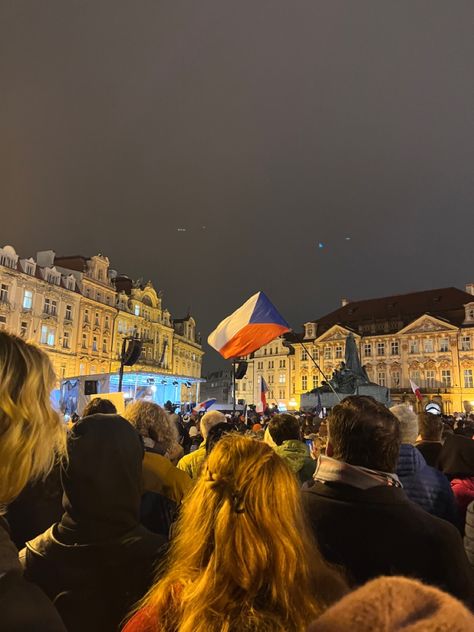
left=267, top=413, right=301, bottom=445
left=136, top=434, right=344, bottom=631
left=389, top=404, right=418, bottom=445
left=124, top=400, right=178, bottom=455
left=417, top=412, right=443, bottom=442
left=60, top=414, right=144, bottom=542
left=205, top=422, right=231, bottom=454
left=82, top=397, right=117, bottom=417
left=200, top=410, right=226, bottom=441
left=328, top=396, right=401, bottom=472
left=0, top=332, right=66, bottom=509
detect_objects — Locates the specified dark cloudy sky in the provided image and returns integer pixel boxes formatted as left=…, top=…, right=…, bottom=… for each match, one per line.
left=1, top=2, right=473, bottom=371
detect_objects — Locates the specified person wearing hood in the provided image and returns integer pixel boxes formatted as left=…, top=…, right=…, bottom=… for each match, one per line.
left=177, top=411, right=226, bottom=478
left=265, top=414, right=315, bottom=484
left=438, top=433, right=474, bottom=526
left=0, top=332, right=67, bottom=631
left=390, top=404, right=459, bottom=528
left=20, top=414, right=167, bottom=632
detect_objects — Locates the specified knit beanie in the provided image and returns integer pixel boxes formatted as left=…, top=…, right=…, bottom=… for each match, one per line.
left=390, top=404, right=418, bottom=444
left=307, top=576, right=474, bottom=632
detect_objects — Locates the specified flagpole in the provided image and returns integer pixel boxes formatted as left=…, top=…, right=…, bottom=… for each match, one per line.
left=232, top=359, right=237, bottom=415
left=298, top=339, right=342, bottom=402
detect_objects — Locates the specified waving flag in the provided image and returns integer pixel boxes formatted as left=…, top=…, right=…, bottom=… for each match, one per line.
left=256, top=376, right=269, bottom=414
left=314, top=391, right=323, bottom=418
left=409, top=379, right=422, bottom=402
left=208, top=292, right=290, bottom=359
left=193, top=398, right=217, bottom=414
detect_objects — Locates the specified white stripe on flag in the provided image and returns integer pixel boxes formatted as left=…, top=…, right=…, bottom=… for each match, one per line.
left=207, top=292, right=260, bottom=351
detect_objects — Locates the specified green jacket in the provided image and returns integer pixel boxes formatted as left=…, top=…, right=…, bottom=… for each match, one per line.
left=176, top=443, right=207, bottom=479
left=274, top=440, right=316, bottom=484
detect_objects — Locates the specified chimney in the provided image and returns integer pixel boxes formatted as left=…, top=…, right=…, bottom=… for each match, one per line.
left=341, top=298, right=350, bottom=307
left=466, top=283, right=474, bottom=296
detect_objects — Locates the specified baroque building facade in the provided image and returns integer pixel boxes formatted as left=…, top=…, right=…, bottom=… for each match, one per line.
left=235, top=286, right=474, bottom=414
left=0, top=245, right=203, bottom=402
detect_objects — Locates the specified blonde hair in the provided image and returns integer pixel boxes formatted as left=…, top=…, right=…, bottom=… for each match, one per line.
left=134, top=434, right=345, bottom=631
left=124, top=400, right=178, bottom=452
left=199, top=410, right=225, bottom=440
left=0, top=332, right=66, bottom=510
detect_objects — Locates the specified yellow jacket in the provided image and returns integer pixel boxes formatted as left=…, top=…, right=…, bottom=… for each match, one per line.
left=142, top=451, right=192, bottom=504
left=176, top=443, right=207, bottom=479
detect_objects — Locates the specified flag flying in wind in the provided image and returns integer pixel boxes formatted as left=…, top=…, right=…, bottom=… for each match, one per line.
left=314, top=391, right=323, bottom=418
left=207, top=292, right=290, bottom=360
left=256, top=376, right=269, bottom=414
left=409, top=379, right=423, bottom=402
left=193, top=398, right=217, bottom=414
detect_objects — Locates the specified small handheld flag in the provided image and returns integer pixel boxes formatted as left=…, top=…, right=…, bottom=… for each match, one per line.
left=256, top=376, right=269, bottom=414
left=409, top=379, right=423, bottom=402
left=193, top=398, right=217, bottom=414
left=207, top=292, right=290, bottom=360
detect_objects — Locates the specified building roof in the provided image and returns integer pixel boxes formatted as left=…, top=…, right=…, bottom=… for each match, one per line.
left=313, top=287, right=473, bottom=336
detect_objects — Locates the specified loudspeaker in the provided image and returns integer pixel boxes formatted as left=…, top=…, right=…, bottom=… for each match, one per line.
left=84, top=380, right=98, bottom=395
left=122, top=339, right=143, bottom=366
left=235, top=361, right=248, bottom=380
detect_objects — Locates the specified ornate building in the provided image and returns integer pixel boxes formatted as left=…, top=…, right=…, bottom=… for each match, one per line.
left=236, top=286, right=474, bottom=414
left=0, top=244, right=203, bottom=404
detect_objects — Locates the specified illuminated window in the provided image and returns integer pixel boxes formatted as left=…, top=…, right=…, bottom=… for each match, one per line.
left=424, top=339, right=434, bottom=353
left=312, top=374, right=319, bottom=389
left=426, top=370, right=436, bottom=388
left=409, top=340, right=419, bottom=354
left=391, top=371, right=400, bottom=387
left=377, top=372, right=386, bottom=386
left=134, top=304, right=140, bottom=316
left=301, top=348, right=307, bottom=361
left=441, top=370, right=451, bottom=387
left=364, top=343, right=372, bottom=357
left=391, top=341, right=399, bottom=355
left=464, top=369, right=473, bottom=388
left=279, top=373, right=286, bottom=384
left=335, top=344, right=343, bottom=359
left=301, top=375, right=308, bottom=390
left=461, top=336, right=471, bottom=351
left=23, top=290, right=33, bottom=310
left=439, top=338, right=449, bottom=352
left=377, top=342, right=385, bottom=356
left=324, top=347, right=332, bottom=360
left=63, top=331, right=70, bottom=349
left=0, top=284, right=9, bottom=303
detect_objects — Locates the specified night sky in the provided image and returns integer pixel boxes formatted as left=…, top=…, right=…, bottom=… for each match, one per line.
left=1, top=2, right=473, bottom=371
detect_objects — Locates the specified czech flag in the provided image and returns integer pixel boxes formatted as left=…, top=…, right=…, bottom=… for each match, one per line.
left=207, top=292, right=290, bottom=359
left=256, top=376, right=269, bottom=414
left=409, top=379, right=423, bottom=402
left=193, top=398, right=217, bottom=414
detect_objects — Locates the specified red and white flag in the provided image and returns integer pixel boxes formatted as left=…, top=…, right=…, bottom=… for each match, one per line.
left=256, top=376, right=269, bottom=414
left=409, top=379, right=422, bottom=402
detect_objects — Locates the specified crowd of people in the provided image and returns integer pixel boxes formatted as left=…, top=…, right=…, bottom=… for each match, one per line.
left=0, top=330, right=473, bottom=631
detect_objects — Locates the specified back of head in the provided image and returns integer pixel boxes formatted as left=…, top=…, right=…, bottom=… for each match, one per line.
left=438, top=433, right=474, bottom=478
left=268, top=413, right=301, bottom=445
left=0, top=332, right=66, bottom=507
left=82, top=397, right=117, bottom=417
left=124, top=400, right=177, bottom=455
left=418, top=412, right=443, bottom=442
left=329, top=396, right=400, bottom=472
left=60, top=414, right=144, bottom=542
left=140, top=434, right=342, bottom=631
left=390, top=404, right=418, bottom=445
left=205, top=422, right=231, bottom=454
left=200, top=410, right=226, bottom=441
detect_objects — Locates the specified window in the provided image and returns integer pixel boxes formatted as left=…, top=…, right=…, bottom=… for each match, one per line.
left=409, top=340, right=419, bottom=354
left=301, top=348, right=308, bottom=361
left=51, top=300, right=57, bottom=316
left=324, top=347, right=332, bottom=360
left=82, top=333, right=87, bottom=349
left=335, top=344, right=343, bottom=359
left=312, top=374, right=319, bottom=389
left=377, top=342, right=385, bottom=356
left=426, top=370, right=436, bottom=388
left=279, top=389, right=285, bottom=399
left=95, top=312, right=100, bottom=326
left=0, top=284, right=9, bottom=303
left=0, top=315, right=7, bottom=329
left=424, top=339, right=434, bottom=353
left=23, top=290, right=33, bottom=310
left=134, top=304, right=140, bottom=316
left=65, top=304, right=72, bottom=320
left=47, top=329, right=55, bottom=346
left=439, top=338, right=449, bottom=352
left=410, top=370, right=420, bottom=384
left=279, top=373, right=286, bottom=384
left=268, top=360, right=274, bottom=369
left=441, top=370, right=452, bottom=387
left=464, top=369, right=473, bottom=388
left=84, top=309, right=89, bottom=323
left=20, top=321, right=28, bottom=337
left=391, top=371, right=400, bottom=387
left=257, top=361, right=263, bottom=370
left=60, top=365, right=66, bottom=378
left=41, top=325, right=55, bottom=346
left=79, top=363, right=86, bottom=375
left=461, top=336, right=471, bottom=351
left=25, top=264, right=34, bottom=275
left=364, top=343, right=372, bottom=357
left=391, top=340, right=399, bottom=355
left=102, top=338, right=107, bottom=353
left=268, top=375, right=274, bottom=384
left=105, top=316, right=109, bottom=330
left=301, top=375, right=308, bottom=390
left=378, top=372, right=386, bottom=386
left=269, top=348, right=272, bottom=355
left=40, top=325, right=48, bottom=344
left=279, top=359, right=286, bottom=368
left=63, top=331, right=70, bottom=349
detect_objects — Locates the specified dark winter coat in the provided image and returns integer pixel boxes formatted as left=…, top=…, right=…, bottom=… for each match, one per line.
left=302, top=480, right=474, bottom=608
left=20, top=415, right=167, bottom=632
left=396, top=444, right=459, bottom=527
left=0, top=517, right=65, bottom=632
left=466, top=501, right=474, bottom=568
left=415, top=441, right=443, bottom=468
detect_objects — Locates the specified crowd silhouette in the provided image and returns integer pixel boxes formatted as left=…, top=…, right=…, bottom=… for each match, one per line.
left=0, top=331, right=473, bottom=631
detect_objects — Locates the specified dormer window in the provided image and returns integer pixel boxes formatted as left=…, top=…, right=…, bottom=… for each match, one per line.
left=464, top=303, right=474, bottom=324
left=304, top=323, right=315, bottom=339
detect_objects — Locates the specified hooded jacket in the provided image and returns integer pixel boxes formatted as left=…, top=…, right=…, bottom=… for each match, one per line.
left=0, top=517, right=65, bottom=631
left=396, top=444, right=459, bottom=527
left=274, top=440, right=316, bottom=484
left=20, top=415, right=167, bottom=632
